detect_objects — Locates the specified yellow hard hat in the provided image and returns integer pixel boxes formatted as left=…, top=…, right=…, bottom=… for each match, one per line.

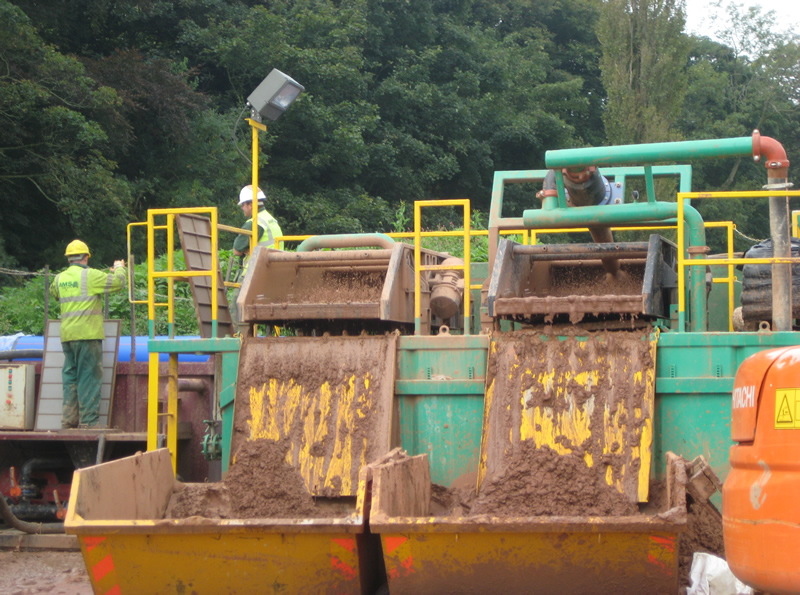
left=65, top=239, right=91, bottom=257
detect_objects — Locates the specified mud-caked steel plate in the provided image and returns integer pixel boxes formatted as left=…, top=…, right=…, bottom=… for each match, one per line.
left=479, top=329, right=658, bottom=502
left=494, top=295, right=644, bottom=320
left=232, top=334, right=397, bottom=497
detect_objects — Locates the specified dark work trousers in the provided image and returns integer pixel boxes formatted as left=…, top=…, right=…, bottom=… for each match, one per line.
left=61, top=339, right=103, bottom=428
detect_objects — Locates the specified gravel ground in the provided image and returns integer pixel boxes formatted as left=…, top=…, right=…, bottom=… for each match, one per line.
left=0, top=550, right=92, bottom=594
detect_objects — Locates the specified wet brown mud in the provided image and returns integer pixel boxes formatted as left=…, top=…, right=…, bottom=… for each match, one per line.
left=166, top=439, right=338, bottom=519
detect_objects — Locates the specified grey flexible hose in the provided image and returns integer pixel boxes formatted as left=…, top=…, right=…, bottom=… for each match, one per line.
left=0, top=493, right=64, bottom=534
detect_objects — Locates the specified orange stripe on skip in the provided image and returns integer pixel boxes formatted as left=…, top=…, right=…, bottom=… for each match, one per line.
left=331, top=556, right=358, bottom=580
left=649, top=535, right=675, bottom=552
left=332, top=538, right=356, bottom=552
left=387, top=556, right=415, bottom=581
left=384, top=535, right=408, bottom=555
left=82, top=536, right=107, bottom=552
left=92, top=554, right=116, bottom=583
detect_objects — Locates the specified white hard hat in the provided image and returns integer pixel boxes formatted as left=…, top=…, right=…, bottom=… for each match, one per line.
left=238, top=185, right=266, bottom=205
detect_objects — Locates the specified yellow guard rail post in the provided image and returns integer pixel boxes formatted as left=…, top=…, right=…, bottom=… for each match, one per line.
left=413, top=199, right=471, bottom=335
left=390, top=228, right=529, bottom=293
left=677, top=190, right=800, bottom=331
left=703, top=221, right=736, bottom=331
left=144, top=207, right=222, bottom=472
left=528, top=221, right=736, bottom=330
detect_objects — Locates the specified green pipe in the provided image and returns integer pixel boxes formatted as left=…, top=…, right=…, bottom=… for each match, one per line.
left=522, top=201, right=677, bottom=229
left=546, top=136, right=754, bottom=169
left=296, top=233, right=395, bottom=252
left=684, top=204, right=708, bottom=332
left=522, top=202, right=708, bottom=331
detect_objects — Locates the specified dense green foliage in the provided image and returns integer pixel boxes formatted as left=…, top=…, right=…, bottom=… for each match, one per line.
left=598, top=0, right=690, bottom=144
left=2, top=0, right=800, bottom=335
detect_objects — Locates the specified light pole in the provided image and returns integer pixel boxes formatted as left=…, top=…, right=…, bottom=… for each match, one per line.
left=245, top=69, right=304, bottom=252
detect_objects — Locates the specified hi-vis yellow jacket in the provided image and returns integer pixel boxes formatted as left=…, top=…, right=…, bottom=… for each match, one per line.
left=50, top=265, right=126, bottom=342
left=252, top=209, right=284, bottom=250
left=237, top=209, right=284, bottom=277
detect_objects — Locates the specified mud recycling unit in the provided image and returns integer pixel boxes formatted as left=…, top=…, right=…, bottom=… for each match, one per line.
left=64, top=133, right=800, bottom=594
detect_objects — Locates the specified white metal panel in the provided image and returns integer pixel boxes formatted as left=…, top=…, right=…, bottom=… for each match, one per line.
left=37, top=413, right=61, bottom=428
left=36, top=320, right=121, bottom=430
left=36, top=398, right=62, bottom=414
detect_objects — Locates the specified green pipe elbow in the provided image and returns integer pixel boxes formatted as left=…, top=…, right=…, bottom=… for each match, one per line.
left=297, top=233, right=395, bottom=252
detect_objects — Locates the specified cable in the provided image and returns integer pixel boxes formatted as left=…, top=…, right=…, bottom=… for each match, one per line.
left=734, top=228, right=766, bottom=245
left=0, top=267, right=42, bottom=276
left=231, top=104, right=252, bottom=165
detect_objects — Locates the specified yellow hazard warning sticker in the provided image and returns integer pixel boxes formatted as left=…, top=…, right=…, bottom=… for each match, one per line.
left=774, top=389, right=800, bottom=429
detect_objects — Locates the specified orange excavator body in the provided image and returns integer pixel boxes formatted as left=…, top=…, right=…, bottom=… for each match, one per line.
left=723, top=345, right=800, bottom=594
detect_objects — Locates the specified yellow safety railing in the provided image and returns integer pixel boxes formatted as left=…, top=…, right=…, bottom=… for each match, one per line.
left=527, top=225, right=676, bottom=246
left=414, top=200, right=471, bottom=335
left=126, top=222, right=149, bottom=305
left=677, top=190, right=800, bottom=332
left=141, top=207, right=223, bottom=469
left=704, top=221, right=736, bottom=331
left=145, top=207, right=222, bottom=338
left=517, top=221, right=738, bottom=330
left=792, top=210, right=800, bottom=238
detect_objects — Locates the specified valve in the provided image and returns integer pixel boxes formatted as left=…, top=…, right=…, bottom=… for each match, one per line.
left=430, top=257, right=465, bottom=321
left=54, top=489, right=66, bottom=520
left=202, top=420, right=222, bottom=461
left=8, top=466, right=20, bottom=498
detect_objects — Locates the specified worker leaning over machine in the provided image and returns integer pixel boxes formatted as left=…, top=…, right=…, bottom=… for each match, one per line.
left=50, top=240, right=126, bottom=429
left=230, top=185, right=284, bottom=329
left=232, top=184, right=284, bottom=268
left=537, top=168, right=625, bottom=278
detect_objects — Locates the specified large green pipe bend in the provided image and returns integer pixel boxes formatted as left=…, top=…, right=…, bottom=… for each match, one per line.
left=296, top=233, right=395, bottom=252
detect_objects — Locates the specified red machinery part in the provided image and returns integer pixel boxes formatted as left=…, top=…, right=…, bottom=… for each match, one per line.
left=1, top=467, right=68, bottom=505
left=751, top=129, right=790, bottom=172
left=723, top=345, right=800, bottom=594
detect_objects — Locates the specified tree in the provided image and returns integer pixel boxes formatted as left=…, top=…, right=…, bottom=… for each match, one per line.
left=3, top=0, right=694, bottom=264
left=82, top=49, right=211, bottom=216
left=677, top=1, right=800, bottom=249
left=598, top=0, right=690, bottom=144
left=0, top=1, right=132, bottom=269
left=173, top=0, right=598, bottom=230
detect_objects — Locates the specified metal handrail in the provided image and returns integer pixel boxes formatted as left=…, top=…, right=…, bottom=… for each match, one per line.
left=677, top=190, right=800, bottom=332
left=141, top=206, right=223, bottom=472
left=126, top=222, right=148, bottom=305
left=413, top=200, right=471, bottom=335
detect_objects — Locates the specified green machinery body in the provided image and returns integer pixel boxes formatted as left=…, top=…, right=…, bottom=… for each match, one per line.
left=71, top=133, right=797, bottom=593
left=155, top=134, right=799, bottom=496
left=186, top=297, right=800, bottom=497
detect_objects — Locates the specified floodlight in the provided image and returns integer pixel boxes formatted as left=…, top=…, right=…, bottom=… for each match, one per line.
left=247, top=69, right=305, bottom=122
